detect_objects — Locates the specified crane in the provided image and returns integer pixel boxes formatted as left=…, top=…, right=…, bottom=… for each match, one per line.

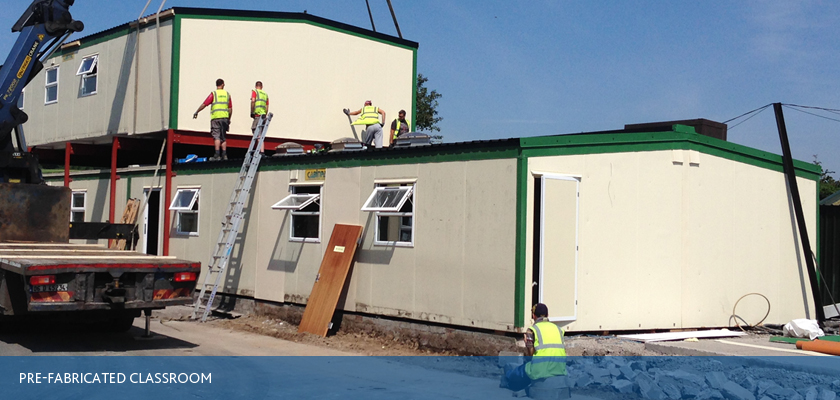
left=0, top=0, right=83, bottom=184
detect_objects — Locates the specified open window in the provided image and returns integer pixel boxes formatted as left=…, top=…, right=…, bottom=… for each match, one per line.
left=169, top=188, right=200, bottom=235
left=76, top=54, right=98, bottom=96
left=362, top=183, right=414, bottom=246
left=45, top=66, right=58, bottom=104
left=273, top=185, right=321, bottom=241
left=70, top=190, right=86, bottom=222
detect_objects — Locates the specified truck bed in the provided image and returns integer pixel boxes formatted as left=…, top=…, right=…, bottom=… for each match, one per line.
left=0, top=243, right=201, bottom=314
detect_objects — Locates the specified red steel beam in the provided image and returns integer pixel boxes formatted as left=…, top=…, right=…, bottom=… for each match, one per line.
left=163, top=129, right=173, bottom=256
left=109, top=137, right=119, bottom=223
left=64, top=142, right=72, bottom=187
left=171, top=129, right=326, bottom=150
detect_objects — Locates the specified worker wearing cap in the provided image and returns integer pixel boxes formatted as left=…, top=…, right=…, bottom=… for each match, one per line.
left=502, top=303, right=567, bottom=392
left=250, top=81, right=269, bottom=154
left=193, top=78, right=232, bottom=161
left=345, top=100, right=386, bottom=148
left=389, top=110, right=410, bottom=147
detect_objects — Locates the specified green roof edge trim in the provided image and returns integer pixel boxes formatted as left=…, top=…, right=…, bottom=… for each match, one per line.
left=179, top=14, right=418, bottom=52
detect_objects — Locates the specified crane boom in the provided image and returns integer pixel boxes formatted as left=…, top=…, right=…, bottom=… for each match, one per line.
left=0, top=0, right=83, bottom=183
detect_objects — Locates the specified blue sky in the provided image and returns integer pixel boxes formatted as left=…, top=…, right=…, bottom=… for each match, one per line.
left=2, top=1, right=839, bottom=174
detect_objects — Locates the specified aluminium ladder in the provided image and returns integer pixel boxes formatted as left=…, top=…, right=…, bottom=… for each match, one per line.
left=192, top=112, right=273, bottom=322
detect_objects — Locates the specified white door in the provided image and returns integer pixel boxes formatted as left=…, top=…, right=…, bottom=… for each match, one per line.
left=539, top=174, right=580, bottom=322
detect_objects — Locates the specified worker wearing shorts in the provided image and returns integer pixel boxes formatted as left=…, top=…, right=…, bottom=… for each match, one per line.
left=194, top=78, right=233, bottom=161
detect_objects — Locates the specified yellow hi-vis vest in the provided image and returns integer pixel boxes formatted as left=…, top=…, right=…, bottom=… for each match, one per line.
left=392, top=119, right=410, bottom=140
left=351, top=106, right=380, bottom=126
left=525, top=321, right=567, bottom=380
left=211, top=89, right=230, bottom=120
left=253, top=89, right=268, bottom=115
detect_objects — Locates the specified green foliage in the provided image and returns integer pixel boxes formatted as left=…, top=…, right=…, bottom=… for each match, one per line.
left=415, top=74, right=442, bottom=134
left=814, top=155, right=840, bottom=200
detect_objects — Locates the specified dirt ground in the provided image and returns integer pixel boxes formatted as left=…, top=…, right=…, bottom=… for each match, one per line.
left=204, top=313, right=666, bottom=357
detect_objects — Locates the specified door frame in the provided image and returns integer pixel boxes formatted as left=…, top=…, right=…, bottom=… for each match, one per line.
left=537, top=173, right=580, bottom=323
left=142, top=187, right=162, bottom=255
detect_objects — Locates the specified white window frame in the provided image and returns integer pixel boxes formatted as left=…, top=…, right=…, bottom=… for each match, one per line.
left=362, top=183, right=415, bottom=247
left=76, top=54, right=98, bottom=97
left=17, top=88, right=24, bottom=109
left=273, top=185, right=322, bottom=243
left=70, top=190, right=86, bottom=222
left=169, top=187, right=200, bottom=236
left=45, top=66, right=59, bottom=104
left=361, top=186, right=414, bottom=212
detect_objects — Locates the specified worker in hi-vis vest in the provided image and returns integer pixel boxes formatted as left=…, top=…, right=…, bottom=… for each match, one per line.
left=389, top=109, right=410, bottom=147
left=345, top=100, right=386, bottom=148
left=250, top=81, right=269, bottom=154
left=502, top=303, right=567, bottom=392
left=194, top=78, right=232, bottom=161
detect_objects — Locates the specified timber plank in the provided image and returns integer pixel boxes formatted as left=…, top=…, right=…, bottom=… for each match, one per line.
left=298, top=224, right=363, bottom=337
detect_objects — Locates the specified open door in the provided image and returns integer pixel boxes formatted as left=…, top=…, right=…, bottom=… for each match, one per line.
left=142, top=188, right=162, bottom=255
left=536, top=174, right=580, bottom=323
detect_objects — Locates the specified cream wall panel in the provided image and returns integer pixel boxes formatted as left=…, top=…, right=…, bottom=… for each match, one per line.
left=358, top=165, right=419, bottom=316
left=527, top=150, right=818, bottom=331
left=253, top=170, right=291, bottom=303
left=462, top=159, right=518, bottom=328
left=26, top=22, right=172, bottom=146
left=414, top=162, right=466, bottom=323
left=177, top=19, right=414, bottom=143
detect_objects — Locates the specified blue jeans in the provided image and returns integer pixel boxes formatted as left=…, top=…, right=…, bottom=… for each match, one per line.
left=504, top=363, right=532, bottom=392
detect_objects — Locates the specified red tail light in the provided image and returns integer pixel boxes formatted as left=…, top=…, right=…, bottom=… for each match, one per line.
left=30, top=275, right=56, bottom=285
left=174, top=272, right=197, bottom=282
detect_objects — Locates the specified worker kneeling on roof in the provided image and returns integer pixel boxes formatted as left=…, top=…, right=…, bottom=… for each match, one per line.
left=502, top=303, right=567, bottom=392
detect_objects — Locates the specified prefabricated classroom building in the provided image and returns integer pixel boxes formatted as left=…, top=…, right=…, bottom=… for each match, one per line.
left=48, top=124, right=821, bottom=333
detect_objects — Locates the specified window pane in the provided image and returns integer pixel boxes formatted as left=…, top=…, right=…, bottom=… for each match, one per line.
left=77, top=56, right=96, bottom=75
left=46, top=86, right=57, bottom=103
left=292, top=215, right=319, bottom=239
left=71, top=211, right=85, bottom=222
left=362, top=186, right=412, bottom=212
left=272, top=194, right=318, bottom=210
left=178, top=212, right=198, bottom=233
left=72, top=193, right=85, bottom=208
left=378, top=215, right=412, bottom=243
left=81, top=75, right=97, bottom=95
left=46, top=69, right=57, bottom=84
left=170, top=189, right=198, bottom=210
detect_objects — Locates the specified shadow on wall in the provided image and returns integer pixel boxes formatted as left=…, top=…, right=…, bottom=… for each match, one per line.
left=355, top=212, right=395, bottom=265
left=107, top=30, right=137, bottom=135
left=267, top=212, right=305, bottom=273
left=785, top=179, right=811, bottom=319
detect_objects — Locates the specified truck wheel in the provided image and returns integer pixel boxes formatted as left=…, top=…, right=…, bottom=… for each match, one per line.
left=104, top=316, right=136, bottom=333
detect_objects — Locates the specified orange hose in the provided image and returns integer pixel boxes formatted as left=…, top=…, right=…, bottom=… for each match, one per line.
left=797, top=340, right=840, bottom=355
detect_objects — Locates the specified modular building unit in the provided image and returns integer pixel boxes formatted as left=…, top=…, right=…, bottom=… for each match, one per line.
left=23, top=7, right=417, bottom=148
left=47, top=125, right=821, bottom=332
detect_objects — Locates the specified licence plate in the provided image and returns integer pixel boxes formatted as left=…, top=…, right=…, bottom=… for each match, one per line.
left=30, top=283, right=69, bottom=293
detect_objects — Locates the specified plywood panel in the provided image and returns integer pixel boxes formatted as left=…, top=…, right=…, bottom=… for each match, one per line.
left=298, top=224, right=363, bottom=337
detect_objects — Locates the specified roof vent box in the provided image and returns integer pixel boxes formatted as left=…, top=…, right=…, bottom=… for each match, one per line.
left=393, top=132, right=432, bottom=147
left=330, top=137, right=364, bottom=152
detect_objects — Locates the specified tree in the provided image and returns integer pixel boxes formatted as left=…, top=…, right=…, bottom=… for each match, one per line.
left=813, top=155, right=840, bottom=200
left=415, top=74, right=442, bottom=139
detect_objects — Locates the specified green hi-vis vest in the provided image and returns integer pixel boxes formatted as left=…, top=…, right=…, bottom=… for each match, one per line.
left=392, top=119, right=410, bottom=140
left=254, top=89, right=268, bottom=115
left=351, top=106, right=380, bottom=126
left=525, top=321, right=567, bottom=380
left=211, top=89, right=230, bottom=120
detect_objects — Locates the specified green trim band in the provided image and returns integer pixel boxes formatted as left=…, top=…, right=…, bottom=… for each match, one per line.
left=514, top=152, right=528, bottom=328
left=169, top=15, right=182, bottom=130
